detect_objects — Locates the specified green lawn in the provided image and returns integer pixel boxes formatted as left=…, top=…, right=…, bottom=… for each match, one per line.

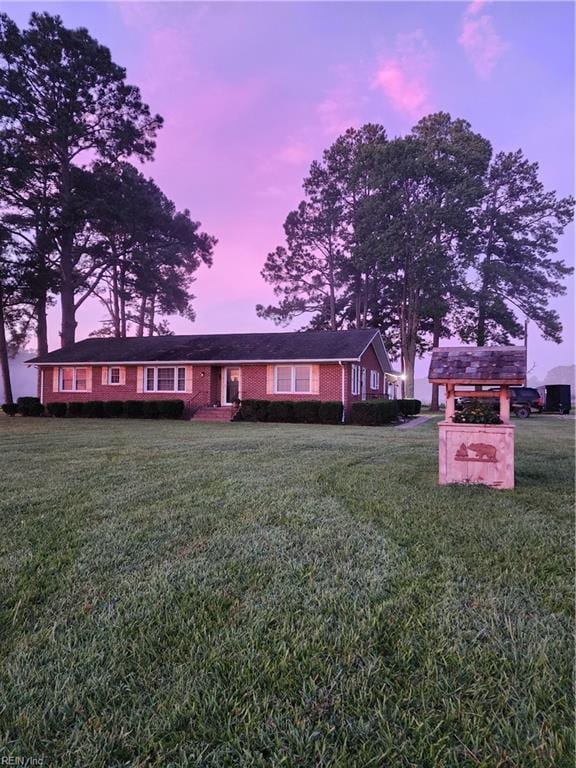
left=0, top=415, right=573, bottom=767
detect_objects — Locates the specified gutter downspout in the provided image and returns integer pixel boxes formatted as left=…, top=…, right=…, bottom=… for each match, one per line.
left=39, top=366, right=44, bottom=404
left=339, top=361, right=346, bottom=423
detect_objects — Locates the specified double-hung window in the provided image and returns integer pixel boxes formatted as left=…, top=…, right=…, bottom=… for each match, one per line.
left=145, top=366, right=186, bottom=393
left=108, top=367, right=121, bottom=384
left=60, top=367, right=87, bottom=392
left=274, top=365, right=311, bottom=394
left=370, top=370, right=380, bottom=390
left=351, top=364, right=361, bottom=396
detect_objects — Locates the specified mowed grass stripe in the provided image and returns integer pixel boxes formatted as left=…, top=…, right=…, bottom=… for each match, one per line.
left=0, top=416, right=573, bottom=767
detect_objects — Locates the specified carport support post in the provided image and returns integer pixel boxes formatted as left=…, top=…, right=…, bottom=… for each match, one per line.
left=499, top=385, right=510, bottom=422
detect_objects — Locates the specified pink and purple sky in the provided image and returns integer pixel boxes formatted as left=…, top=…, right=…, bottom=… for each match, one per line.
left=3, top=0, right=575, bottom=379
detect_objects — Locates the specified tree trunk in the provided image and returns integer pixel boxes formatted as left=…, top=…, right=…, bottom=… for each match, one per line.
left=36, top=292, right=49, bottom=357
left=354, top=273, right=362, bottom=329
left=59, top=160, right=77, bottom=348
left=147, top=293, right=156, bottom=336
left=477, top=295, right=487, bottom=347
left=429, top=315, right=442, bottom=411
left=0, top=282, right=13, bottom=404
left=400, top=282, right=419, bottom=399
left=327, top=245, right=337, bottom=331
left=60, top=281, right=77, bottom=348
left=361, top=272, right=369, bottom=328
left=119, top=261, right=127, bottom=337
left=403, top=343, right=416, bottom=398
left=403, top=302, right=418, bottom=398
left=111, top=250, right=121, bottom=338
left=136, top=295, right=146, bottom=337
left=476, top=217, right=495, bottom=347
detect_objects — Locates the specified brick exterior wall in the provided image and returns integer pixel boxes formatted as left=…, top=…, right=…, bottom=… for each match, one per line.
left=38, top=341, right=390, bottom=419
left=41, top=365, right=210, bottom=412
left=348, top=345, right=388, bottom=405
left=237, top=363, right=343, bottom=402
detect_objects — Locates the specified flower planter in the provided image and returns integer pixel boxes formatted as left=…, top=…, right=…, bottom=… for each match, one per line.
left=438, top=420, right=515, bottom=489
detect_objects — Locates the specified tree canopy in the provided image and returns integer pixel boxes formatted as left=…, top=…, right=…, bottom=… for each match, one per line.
left=257, top=114, right=573, bottom=398
left=0, top=11, right=216, bottom=399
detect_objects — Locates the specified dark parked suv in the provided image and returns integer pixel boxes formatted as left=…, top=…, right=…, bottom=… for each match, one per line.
left=508, top=387, right=543, bottom=417
left=456, top=387, right=543, bottom=418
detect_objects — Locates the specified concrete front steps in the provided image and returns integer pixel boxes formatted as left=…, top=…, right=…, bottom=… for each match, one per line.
left=191, top=406, right=233, bottom=422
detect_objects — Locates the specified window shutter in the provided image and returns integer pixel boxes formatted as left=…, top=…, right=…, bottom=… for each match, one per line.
left=85, top=367, right=93, bottom=393
left=119, top=367, right=126, bottom=386
left=101, top=366, right=109, bottom=385
left=136, top=366, right=144, bottom=393
left=266, top=365, right=274, bottom=395
left=185, top=365, right=193, bottom=393
left=52, top=367, right=59, bottom=393
left=311, top=365, right=320, bottom=394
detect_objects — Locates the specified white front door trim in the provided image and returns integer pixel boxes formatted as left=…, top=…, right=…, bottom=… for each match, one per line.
left=222, top=366, right=241, bottom=405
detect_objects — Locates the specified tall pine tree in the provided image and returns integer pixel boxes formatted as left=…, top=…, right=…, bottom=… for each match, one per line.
left=454, top=150, right=574, bottom=347
left=0, top=12, right=162, bottom=347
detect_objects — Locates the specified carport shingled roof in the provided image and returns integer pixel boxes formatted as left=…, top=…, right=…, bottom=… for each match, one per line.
left=28, top=329, right=381, bottom=364
left=428, top=346, right=526, bottom=384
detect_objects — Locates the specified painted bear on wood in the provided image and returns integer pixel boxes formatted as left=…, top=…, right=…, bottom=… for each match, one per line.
left=468, top=443, right=497, bottom=461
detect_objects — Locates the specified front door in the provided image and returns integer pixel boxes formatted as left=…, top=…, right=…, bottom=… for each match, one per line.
left=222, top=367, right=240, bottom=404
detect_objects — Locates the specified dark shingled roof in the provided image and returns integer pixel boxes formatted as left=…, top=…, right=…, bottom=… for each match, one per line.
left=28, top=330, right=382, bottom=365
left=428, top=346, right=526, bottom=384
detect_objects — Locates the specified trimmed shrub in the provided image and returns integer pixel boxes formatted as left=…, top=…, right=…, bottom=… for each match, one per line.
left=292, top=400, right=320, bottom=424
left=237, top=399, right=343, bottom=424
left=46, top=402, right=67, bottom=418
left=239, top=399, right=270, bottom=421
left=157, top=399, right=185, bottom=419
left=83, top=401, right=105, bottom=418
left=397, top=398, right=422, bottom=417
left=349, top=399, right=399, bottom=426
left=453, top=401, right=502, bottom=425
left=143, top=400, right=160, bottom=419
left=104, top=401, right=123, bottom=418
left=124, top=400, right=144, bottom=419
left=17, top=397, right=44, bottom=417
left=267, top=400, right=294, bottom=423
left=318, top=401, right=343, bottom=425
left=2, top=403, right=19, bottom=416
left=67, top=402, right=84, bottom=417
left=231, top=407, right=243, bottom=422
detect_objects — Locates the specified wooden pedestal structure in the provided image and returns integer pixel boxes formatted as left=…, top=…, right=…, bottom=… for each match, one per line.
left=429, top=346, right=527, bottom=491
left=438, top=421, right=515, bottom=489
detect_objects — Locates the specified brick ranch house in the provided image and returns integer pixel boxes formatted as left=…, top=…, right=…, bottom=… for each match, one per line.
left=28, top=329, right=401, bottom=420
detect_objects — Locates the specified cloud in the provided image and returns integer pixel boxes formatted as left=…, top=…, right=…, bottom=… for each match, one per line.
left=275, top=140, right=310, bottom=166
left=467, top=0, right=487, bottom=15
left=458, top=0, right=507, bottom=79
left=372, top=31, right=433, bottom=120
left=258, top=185, right=292, bottom=200
left=115, top=9, right=265, bottom=142
left=317, top=65, right=360, bottom=137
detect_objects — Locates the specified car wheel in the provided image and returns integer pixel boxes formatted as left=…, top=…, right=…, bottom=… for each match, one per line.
left=516, top=405, right=530, bottom=419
